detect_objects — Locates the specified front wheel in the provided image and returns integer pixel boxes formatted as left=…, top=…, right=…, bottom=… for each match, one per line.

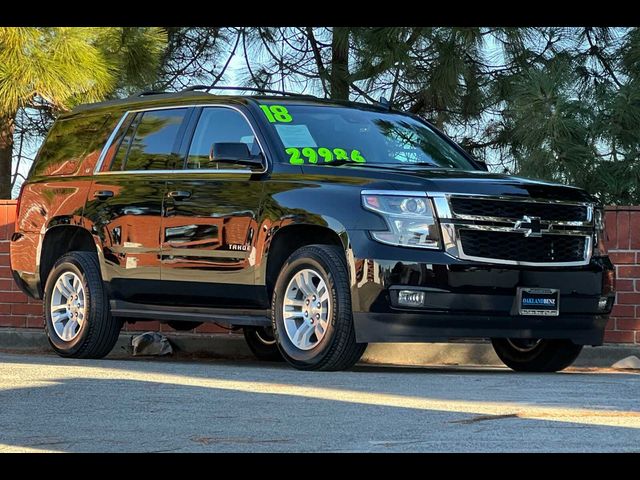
left=271, top=244, right=367, bottom=371
left=491, top=338, right=583, bottom=372
left=44, top=251, right=122, bottom=359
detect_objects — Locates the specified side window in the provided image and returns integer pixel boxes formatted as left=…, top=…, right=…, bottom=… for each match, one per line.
left=185, top=108, right=259, bottom=170
left=109, top=113, right=140, bottom=171
left=33, top=113, right=112, bottom=177
left=110, top=108, right=188, bottom=171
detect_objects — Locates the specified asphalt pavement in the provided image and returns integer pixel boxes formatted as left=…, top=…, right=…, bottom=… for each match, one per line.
left=0, top=352, right=639, bottom=453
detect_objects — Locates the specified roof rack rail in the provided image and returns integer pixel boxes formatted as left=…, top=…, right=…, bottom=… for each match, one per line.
left=182, top=85, right=318, bottom=99
left=128, top=90, right=169, bottom=98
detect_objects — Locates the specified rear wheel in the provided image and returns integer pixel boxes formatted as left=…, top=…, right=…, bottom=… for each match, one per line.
left=243, top=326, right=283, bottom=361
left=491, top=338, right=583, bottom=372
left=271, top=244, right=367, bottom=371
left=44, top=251, right=121, bottom=359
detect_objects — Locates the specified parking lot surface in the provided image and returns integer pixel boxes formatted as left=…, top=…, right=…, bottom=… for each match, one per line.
left=0, top=352, right=639, bottom=452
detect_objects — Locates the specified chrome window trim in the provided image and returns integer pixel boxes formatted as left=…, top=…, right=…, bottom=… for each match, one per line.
left=94, top=168, right=254, bottom=176
left=93, top=112, right=130, bottom=173
left=428, top=192, right=594, bottom=267
left=93, top=104, right=269, bottom=176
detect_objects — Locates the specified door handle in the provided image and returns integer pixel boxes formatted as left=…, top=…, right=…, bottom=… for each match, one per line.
left=93, top=190, right=114, bottom=200
left=167, top=190, right=192, bottom=200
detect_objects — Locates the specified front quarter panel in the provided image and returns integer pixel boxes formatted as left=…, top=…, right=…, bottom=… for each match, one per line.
left=260, top=173, right=386, bottom=232
left=251, top=171, right=385, bottom=286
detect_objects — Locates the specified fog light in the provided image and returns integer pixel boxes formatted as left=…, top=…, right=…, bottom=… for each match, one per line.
left=598, top=297, right=609, bottom=311
left=397, top=290, right=425, bottom=307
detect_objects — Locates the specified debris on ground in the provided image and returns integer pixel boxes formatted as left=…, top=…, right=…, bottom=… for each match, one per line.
left=611, top=355, right=640, bottom=370
left=131, top=332, right=173, bottom=356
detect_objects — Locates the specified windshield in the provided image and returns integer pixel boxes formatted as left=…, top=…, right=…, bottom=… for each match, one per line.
left=258, top=102, right=476, bottom=169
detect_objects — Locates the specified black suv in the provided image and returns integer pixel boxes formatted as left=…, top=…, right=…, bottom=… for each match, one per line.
left=10, top=88, right=615, bottom=371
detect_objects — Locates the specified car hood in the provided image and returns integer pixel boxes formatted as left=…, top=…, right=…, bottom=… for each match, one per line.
left=302, top=165, right=595, bottom=203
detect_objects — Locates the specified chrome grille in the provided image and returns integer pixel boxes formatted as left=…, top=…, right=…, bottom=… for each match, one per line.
left=460, top=230, right=587, bottom=263
left=431, top=194, right=594, bottom=266
left=450, top=197, right=589, bottom=222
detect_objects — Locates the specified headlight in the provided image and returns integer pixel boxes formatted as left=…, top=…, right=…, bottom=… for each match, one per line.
left=593, top=207, right=607, bottom=256
left=362, top=192, right=441, bottom=249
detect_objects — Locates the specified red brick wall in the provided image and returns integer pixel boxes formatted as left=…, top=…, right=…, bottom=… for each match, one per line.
left=604, top=206, right=640, bottom=344
left=1, top=201, right=639, bottom=344
left=0, top=200, right=40, bottom=328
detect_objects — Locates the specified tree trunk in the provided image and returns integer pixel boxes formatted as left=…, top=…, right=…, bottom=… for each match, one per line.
left=0, top=114, right=15, bottom=200
left=330, top=27, right=350, bottom=101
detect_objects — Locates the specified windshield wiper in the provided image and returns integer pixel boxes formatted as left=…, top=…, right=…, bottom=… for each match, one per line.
left=318, top=161, right=440, bottom=168
left=322, top=160, right=367, bottom=166
left=323, top=161, right=411, bottom=168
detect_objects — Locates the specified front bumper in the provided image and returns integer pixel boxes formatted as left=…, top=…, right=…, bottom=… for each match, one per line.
left=347, top=230, right=614, bottom=346
left=354, top=312, right=609, bottom=345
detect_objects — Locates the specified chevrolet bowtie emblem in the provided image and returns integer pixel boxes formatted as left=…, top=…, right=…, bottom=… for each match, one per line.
left=514, top=215, right=542, bottom=237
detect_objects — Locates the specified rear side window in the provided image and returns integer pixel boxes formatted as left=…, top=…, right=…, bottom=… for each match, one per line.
left=32, top=113, right=112, bottom=177
left=110, top=108, right=188, bottom=171
left=109, top=113, right=143, bottom=171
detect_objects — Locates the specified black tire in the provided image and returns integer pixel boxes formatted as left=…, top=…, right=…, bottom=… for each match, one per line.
left=44, top=251, right=121, bottom=359
left=271, top=244, right=367, bottom=371
left=167, top=321, right=203, bottom=332
left=491, top=338, right=583, bottom=372
left=243, top=326, right=283, bottom=361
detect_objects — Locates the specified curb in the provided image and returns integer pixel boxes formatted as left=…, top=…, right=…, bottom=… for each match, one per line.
left=0, top=327, right=637, bottom=368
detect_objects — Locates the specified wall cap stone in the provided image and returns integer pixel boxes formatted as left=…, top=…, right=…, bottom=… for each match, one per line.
left=605, top=205, right=640, bottom=211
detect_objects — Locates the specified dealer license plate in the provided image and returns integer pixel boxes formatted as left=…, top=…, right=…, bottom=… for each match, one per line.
left=517, top=288, right=560, bottom=316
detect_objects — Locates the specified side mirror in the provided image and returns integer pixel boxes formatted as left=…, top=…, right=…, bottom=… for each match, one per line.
left=209, top=142, right=264, bottom=168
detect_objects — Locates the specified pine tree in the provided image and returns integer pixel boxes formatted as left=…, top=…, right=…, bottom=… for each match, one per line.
left=0, top=27, right=167, bottom=198
left=4, top=27, right=640, bottom=204
left=239, top=27, right=640, bottom=204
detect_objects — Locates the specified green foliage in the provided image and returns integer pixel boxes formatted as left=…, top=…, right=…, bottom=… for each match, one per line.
left=484, top=29, right=640, bottom=204
left=0, top=27, right=114, bottom=114
left=95, top=27, right=167, bottom=96
left=1, top=27, right=167, bottom=198
left=346, top=27, right=640, bottom=205
left=0, top=27, right=167, bottom=114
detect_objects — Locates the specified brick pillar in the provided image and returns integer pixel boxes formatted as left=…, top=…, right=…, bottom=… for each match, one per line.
left=0, top=200, right=43, bottom=328
left=604, top=206, right=640, bottom=344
